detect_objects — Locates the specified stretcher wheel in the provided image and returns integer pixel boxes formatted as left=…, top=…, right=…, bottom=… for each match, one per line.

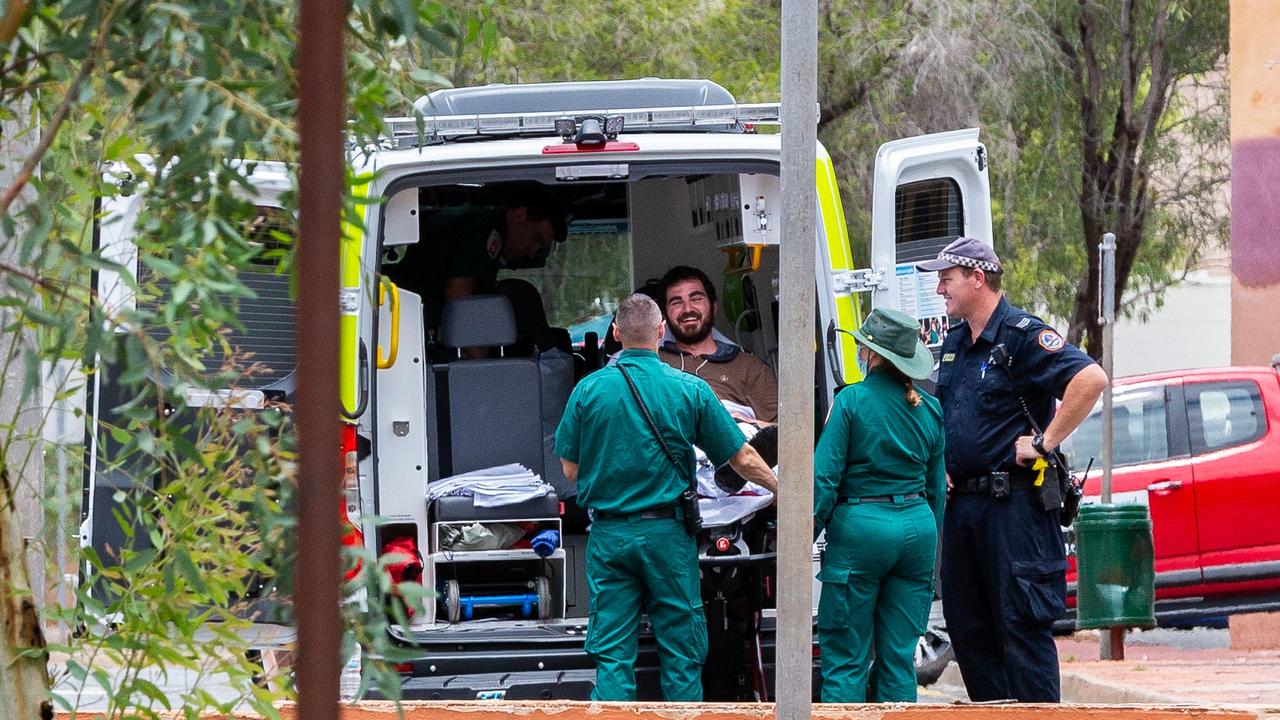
left=444, top=579, right=461, bottom=623
left=535, top=576, right=551, bottom=620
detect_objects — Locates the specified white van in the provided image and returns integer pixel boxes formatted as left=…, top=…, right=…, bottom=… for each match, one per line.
left=85, top=79, right=993, bottom=700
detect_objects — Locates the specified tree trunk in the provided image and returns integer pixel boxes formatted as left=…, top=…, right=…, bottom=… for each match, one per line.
left=1, top=85, right=52, bottom=720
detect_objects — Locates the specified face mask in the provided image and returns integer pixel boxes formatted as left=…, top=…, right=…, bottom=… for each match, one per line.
left=857, top=347, right=870, bottom=377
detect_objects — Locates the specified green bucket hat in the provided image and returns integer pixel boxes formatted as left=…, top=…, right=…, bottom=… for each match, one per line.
left=852, top=307, right=935, bottom=380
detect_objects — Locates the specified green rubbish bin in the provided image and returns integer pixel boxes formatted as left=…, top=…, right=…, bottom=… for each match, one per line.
left=1074, top=503, right=1156, bottom=629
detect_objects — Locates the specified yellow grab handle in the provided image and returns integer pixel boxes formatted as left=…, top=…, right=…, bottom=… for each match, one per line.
left=1033, top=457, right=1049, bottom=486
left=377, top=277, right=400, bottom=369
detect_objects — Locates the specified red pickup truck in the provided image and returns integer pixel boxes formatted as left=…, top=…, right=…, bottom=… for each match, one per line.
left=1063, top=365, right=1280, bottom=624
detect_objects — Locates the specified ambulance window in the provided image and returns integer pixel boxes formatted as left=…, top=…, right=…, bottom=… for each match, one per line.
left=895, top=179, right=963, bottom=248
left=497, top=219, right=632, bottom=345
left=138, top=204, right=297, bottom=387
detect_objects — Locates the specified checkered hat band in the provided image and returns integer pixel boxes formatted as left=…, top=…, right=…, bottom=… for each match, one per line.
left=939, top=252, right=1001, bottom=273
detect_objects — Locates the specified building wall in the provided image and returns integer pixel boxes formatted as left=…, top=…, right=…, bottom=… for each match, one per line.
left=1230, top=0, right=1280, bottom=367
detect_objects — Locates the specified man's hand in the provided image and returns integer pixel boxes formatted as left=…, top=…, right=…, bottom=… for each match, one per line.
left=728, top=443, right=777, bottom=494
left=1014, top=435, right=1044, bottom=466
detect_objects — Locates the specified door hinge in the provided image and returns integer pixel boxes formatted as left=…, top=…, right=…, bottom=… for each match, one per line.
left=832, top=268, right=888, bottom=294
left=976, top=146, right=987, bottom=172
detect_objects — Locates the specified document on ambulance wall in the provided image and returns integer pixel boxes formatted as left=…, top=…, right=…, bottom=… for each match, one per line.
left=896, top=263, right=948, bottom=348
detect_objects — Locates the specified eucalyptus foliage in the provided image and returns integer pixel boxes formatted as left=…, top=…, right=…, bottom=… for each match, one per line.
left=433, top=0, right=1228, bottom=348
left=1, top=0, right=479, bottom=715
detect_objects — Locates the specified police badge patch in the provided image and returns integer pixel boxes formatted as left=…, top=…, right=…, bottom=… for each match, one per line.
left=1038, top=329, right=1065, bottom=352
left=485, top=230, right=502, bottom=259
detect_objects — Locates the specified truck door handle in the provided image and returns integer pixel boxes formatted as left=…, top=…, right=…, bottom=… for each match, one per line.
left=1146, top=480, right=1182, bottom=492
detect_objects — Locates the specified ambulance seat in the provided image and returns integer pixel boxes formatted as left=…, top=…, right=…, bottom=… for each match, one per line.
left=425, top=295, right=544, bottom=481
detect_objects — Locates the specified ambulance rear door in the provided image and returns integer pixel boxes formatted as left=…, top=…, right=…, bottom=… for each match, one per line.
left=868, top=128, right=993, bottom=371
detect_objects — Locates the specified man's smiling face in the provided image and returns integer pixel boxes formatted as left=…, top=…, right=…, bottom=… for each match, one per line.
left=664, top=277, right=715, bottom=345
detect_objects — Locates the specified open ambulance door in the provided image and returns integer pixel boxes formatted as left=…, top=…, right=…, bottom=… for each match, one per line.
left=868, top=128, right=993, bottom=381
left=81, top=165, right=299, bottom=644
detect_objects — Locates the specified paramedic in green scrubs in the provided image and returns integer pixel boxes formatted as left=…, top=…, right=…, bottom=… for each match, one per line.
left=555, top=293, right=778, bottom=701
left=814, top=307, right=946, bottom=703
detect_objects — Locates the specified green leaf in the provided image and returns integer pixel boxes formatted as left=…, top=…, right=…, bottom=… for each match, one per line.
left=174, top=547, right=208, bottom=594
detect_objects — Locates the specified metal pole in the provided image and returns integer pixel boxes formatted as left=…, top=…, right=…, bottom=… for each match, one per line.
left=296, top=1, right=345, bottom=717
left=1099, top=232, right=1116, bottom=503
left=776, top=0, right=817, bottom=714
left=1098, top=231, right=1123, bottom=660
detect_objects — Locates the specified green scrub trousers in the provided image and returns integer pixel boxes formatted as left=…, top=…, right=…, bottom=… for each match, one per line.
left=585, top=515, right=707, bottom=701
left=817, top=497, right=937, bottom=703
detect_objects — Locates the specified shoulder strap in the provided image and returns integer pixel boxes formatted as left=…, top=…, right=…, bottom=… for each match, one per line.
left=616, top=363, right=692, bottom=487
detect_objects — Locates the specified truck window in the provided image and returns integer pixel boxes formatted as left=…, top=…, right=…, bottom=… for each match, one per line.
left=1067, top=387, right=1170, bottom=467
left=1187, top=381, right=1266, bottom=453
left=498, top=219, right=632, bottom=346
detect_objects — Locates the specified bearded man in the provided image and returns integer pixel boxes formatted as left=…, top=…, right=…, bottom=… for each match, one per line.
left=657, top=266, right=777, bottom=425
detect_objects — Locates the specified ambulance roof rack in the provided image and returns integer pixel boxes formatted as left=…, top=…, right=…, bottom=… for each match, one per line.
left=380, top=79, right=781, bottom=147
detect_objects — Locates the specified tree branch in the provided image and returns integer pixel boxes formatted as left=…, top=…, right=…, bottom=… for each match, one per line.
left=0, top=7, right=116, bottom=217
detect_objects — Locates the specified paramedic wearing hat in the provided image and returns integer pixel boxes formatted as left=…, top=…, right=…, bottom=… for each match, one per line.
left=554, top=293, right=777, bottom=701
left=918, top=237, right=1106, bottom=702
left=399, top=181, right=568, bottom=331
left=813, top=307, right=945, bottom=703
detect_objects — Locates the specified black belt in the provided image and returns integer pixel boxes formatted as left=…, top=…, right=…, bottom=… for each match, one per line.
left=838, top=492, right=924, bottom=504
left=952, top=472, right=1037, bottom=495
left=593, top=505, right=679, bottom=521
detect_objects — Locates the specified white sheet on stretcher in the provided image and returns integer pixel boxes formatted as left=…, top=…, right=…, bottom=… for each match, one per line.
left=695, top=406, right=776, bottom=528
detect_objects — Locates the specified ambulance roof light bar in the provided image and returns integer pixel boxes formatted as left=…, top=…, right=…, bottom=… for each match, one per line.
left=381, top=103, right=782, bottom=146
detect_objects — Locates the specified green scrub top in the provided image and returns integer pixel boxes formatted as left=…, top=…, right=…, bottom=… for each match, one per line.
left=403, top=206, right=505, bottom=329
left=555, top=349, right=745, bottom=515
left=814, top=368, right=946, bottom=533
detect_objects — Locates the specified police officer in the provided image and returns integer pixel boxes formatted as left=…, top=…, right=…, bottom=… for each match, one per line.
left=555, top=293, right=778, bottom=701
left=917, top=238, right=1107, bottom=702
left=814, top=308, right=945, bottom=703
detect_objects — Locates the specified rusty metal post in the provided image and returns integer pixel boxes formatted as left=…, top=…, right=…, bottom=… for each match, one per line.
left=296, top=0, right=345, bottom=717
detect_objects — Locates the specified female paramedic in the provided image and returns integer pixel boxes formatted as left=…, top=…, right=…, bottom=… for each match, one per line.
left=813, top=307, right=946, bottom=703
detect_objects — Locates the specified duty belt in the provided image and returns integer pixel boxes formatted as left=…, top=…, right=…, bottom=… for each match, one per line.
left=838, top=492, right=924, bottom=504
left=593, top=504, right=680, bottom=521
left=952, top=472, right=1037, bottom=495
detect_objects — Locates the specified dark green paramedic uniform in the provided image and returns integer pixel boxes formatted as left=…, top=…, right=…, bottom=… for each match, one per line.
left=555, top=349, right=745, bottom=701
left=813, top=369, right=946, bottom=702
left=396, top=206, right=505, bottom=331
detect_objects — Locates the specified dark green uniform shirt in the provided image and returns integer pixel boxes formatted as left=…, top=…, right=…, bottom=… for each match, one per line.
left=814, top=369, right=947, bottom=532
left=555, top=349, right=745, bottom=515
left=397, top=206, right=505, bottom=330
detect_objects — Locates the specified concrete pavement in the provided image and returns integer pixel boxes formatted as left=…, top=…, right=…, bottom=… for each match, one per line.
left=929, top=628, right=1280, bottom=708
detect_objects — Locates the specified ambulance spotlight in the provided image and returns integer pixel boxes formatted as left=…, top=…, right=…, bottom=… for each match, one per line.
left=604, top=114, right=625, bottom=138
left=555, top=116, right=577, bottom=141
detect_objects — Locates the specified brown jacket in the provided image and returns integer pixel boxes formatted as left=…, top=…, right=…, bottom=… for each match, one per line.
left=659, top=341, right=778, bottom=423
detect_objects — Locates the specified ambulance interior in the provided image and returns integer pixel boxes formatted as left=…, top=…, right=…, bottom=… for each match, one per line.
left=376, top=169, right=787, bottom=628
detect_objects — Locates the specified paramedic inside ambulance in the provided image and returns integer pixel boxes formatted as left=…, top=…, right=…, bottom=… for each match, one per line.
left=398, top=181, right=568, bottom=335
left=658, top=265, right=778, bottom=426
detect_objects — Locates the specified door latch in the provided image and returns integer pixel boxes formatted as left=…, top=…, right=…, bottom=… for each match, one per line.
left=832, top=268, right=888, bottom=294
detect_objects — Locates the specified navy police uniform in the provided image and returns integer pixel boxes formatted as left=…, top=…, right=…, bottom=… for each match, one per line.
left=936, top=297, right=1095, bottom=702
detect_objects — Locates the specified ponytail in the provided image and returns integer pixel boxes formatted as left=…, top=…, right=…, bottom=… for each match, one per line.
left=876, top=357, right=922, bottom=407
left=904, top=378, right=922, bottom=407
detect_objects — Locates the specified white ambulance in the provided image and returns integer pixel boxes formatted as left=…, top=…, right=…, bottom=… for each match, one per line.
left=85, top=78, right=992, bottom=700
